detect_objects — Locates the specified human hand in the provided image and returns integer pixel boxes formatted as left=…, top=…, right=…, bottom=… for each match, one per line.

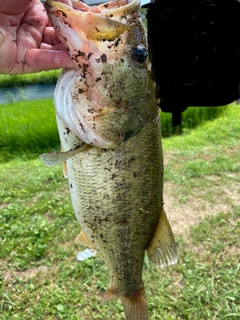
left=0, top=0, right=76, bottom=74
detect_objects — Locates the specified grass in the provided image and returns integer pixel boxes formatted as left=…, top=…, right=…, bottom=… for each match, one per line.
left=0, top=70, right=61, bottom=88
left=0, top=103, right=239, bottom=319
left=0, top=99, right=59, bottom=162
left=161, top=105, right=226, bottom=137
left=162, top=105, right=240, bottom=190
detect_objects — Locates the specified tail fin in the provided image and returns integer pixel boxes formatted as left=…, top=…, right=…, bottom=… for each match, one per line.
left=101, top=284, right=148, bottom=320
left=121, top=287, right=148, bottom=320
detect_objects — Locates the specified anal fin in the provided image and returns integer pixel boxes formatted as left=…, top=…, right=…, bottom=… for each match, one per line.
left=147, top=206, right=178, bottom=268
left=75, top=230, right=92, bottom=248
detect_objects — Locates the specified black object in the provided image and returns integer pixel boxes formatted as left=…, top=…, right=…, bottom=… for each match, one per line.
left=144, top=0, right=240, bottom=125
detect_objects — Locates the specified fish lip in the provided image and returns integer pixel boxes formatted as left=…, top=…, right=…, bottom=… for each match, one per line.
left=44, top=0, right=140, bottom=51
left=45, top=0, right=140, bottom=22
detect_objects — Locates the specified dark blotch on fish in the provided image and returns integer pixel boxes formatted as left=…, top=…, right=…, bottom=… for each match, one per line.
left=78, top=50, right=85, bottom=57
left=101, top=54, right=107, bottom=62
left=88, top=52, right=93, bottom=59
left=114, top=38, right=121, bottom=47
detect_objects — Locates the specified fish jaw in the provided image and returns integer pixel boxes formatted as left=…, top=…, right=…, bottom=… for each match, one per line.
left=44, top=0, right=139, bottom=43
left=44, top=0, right=140, bottom=64
left=45, top=0, right=158, bottom=149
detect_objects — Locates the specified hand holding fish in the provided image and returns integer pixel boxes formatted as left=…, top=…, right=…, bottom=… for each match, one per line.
left=0, top=0, right=76, bottom=74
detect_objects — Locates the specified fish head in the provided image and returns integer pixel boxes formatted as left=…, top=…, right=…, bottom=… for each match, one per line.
left=45, top=0, right=158, bottom=149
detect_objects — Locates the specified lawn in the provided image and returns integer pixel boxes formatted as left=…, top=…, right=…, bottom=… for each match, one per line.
left=0, top=103, right=239, bottom=319
left=0, top=70, right=61, bottom=88
left=0, top=99, right=59, bottom=162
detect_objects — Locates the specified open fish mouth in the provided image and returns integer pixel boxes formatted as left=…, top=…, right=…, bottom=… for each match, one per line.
left=45, top=0, right=156, bottom=149
left=44, top=0, right=141, bottom=62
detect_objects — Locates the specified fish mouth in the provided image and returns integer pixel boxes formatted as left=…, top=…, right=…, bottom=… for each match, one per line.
left=44, top=0, right=140, bottom=56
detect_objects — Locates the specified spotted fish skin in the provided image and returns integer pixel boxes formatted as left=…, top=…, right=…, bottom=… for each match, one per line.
left=58, top=115, right=162, bottom=289
left=43, top=0, right=178, bottom=319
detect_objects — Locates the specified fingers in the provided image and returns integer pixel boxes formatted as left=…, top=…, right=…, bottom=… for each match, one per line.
left=42, top=26, right=62, bottom=46
left=0, top=0, right=36, bottom=15
left=23, top=48, right=77, bottom=73
left=0, top=29, right=17, bottom=74
left=40, top=42, right=67, bottom=50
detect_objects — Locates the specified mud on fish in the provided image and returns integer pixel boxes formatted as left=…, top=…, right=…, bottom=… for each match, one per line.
left=41, top=0, right=178, bottom=319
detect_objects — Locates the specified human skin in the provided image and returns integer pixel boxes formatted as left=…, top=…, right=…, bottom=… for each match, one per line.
left=0, top=0, right=76, bottom=74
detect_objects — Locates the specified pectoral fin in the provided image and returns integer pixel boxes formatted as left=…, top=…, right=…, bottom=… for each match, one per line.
left=39, top=144, right=89, bottom=167
left=147, top=206, right=178, bottom=268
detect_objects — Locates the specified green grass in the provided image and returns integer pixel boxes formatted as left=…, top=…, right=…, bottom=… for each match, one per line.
left=161, top=105, right=227, bottom=137
left=162, top=105, right=240, bottom=188
left=0, top=70, right=61, bottom=88
left=0, top=103, right=239, bottom=319
left=0, top=99, right=59, bottom=162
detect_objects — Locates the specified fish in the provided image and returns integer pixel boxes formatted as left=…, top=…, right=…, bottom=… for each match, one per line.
left=42, top=0, right=178, bottom=319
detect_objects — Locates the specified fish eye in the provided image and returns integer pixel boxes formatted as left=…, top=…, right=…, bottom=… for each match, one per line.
left=132, top=45, right=147, bottom=63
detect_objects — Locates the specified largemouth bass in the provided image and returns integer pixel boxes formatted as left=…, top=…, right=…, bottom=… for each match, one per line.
left=42, top=0, right=178, bottom=319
